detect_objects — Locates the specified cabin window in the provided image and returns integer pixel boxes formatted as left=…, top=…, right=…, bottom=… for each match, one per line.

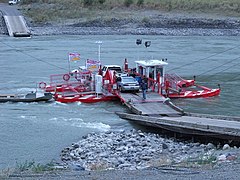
left=156, top=67, right=163, bottom=77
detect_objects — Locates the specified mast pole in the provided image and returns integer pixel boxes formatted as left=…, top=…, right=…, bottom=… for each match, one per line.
left=68, top=53, right=70, bottom=73
left=95, top=41, right=102, bottom=61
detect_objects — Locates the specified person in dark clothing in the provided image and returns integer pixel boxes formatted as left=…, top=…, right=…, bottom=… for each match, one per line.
left=141, top=77, right=148, bottom=100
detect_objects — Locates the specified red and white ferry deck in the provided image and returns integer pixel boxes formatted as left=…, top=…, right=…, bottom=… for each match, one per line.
left=39, top=58, right=220, bottom=103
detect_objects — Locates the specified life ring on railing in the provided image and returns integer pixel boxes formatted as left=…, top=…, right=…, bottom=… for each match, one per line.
left=39, top=82, right=47, bottom=89
left=63, top=74, right=70, bottom=81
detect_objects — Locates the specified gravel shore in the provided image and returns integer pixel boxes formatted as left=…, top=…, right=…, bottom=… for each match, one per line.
left=60, top=130, right=239, bottom=171
left=1, top=10, right=240, bottom=36
left=4, top=130, right=240, bottom=180
left=29, top=25, right=240, bottom=36
left=27, top=10, right=240, bottom=36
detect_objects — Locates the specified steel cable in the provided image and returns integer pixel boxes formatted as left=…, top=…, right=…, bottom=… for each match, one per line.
left=197, top=60, right=240, bottom=82
left=168, top=44, right=240, bottom=72
left=0, top=40, right=68, bottom=71
left=197, top=56, right=240, bottom=77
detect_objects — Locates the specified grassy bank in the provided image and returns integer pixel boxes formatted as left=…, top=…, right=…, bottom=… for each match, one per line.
left=2, top=0, right=240, bottom=23
left=18, top=0, right=240, bottom=24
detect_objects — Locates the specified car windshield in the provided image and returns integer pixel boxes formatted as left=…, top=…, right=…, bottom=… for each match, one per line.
left=121, top=77, right=136, bottom=83
left=109, top=67, right=122, bottom=73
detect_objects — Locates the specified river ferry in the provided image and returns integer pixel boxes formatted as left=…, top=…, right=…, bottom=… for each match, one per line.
left=39, top=57, right=220, bottom=103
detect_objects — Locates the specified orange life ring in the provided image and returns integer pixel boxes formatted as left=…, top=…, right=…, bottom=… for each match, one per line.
left=39, top=82, right=47, bottom=89
left=63, top=74, right=70, bottom=81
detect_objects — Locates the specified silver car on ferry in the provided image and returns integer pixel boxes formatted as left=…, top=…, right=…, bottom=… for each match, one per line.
left=117, top=76, right=140, bottom=92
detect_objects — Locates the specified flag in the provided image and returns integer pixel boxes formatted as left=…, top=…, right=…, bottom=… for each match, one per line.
left=69, top=52, right=80, bottom=61
left=86, top=59, right=101, bottom=72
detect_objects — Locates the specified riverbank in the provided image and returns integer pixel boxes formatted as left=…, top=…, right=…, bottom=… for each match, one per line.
left=2, top=130, right=240, bottom=179
left=59, top=130, right=240, bottom=171
left=1, top=7, right=240, bottom=36
left=30, top=25, right=240, bottom=36
left=6, top=163, right=240, bottom=180
left=28, top=10, right=240, bottom=36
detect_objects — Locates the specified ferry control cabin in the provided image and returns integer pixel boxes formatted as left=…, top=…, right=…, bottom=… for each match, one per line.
left=134, top=59, right=168, bottom=96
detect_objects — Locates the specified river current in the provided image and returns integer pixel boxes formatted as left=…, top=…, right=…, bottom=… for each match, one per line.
left=0, top=35, right=239, bottom=169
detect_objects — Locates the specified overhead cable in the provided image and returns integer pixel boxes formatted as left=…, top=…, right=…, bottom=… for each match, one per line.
left=168, top=44, right=240, bottom=72
left=197, top=56, right=240, bottom=77
left=0, top=40, right=68, bottom=71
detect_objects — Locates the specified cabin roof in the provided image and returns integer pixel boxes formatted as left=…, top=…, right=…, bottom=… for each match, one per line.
left=135, top=60, right=168, bottom=67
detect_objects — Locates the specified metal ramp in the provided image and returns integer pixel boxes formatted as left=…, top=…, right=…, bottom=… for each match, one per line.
left=3, top=15, right=31, bottom=37
left=118, top=92, right=184, bottom=117
left=116, top=112, right=240, bottom=141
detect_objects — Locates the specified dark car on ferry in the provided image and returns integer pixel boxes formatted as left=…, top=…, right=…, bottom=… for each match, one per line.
left=117, top=76, right=140, bottom=92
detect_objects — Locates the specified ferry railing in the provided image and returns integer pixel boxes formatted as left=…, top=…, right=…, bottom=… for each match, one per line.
left=147, top=77, right=161, bottom=93
left=59, top=81, right=95, bottom=97
left=49, top=72, right=92, bottom=87
left=165, top=73, right=183, bottom=91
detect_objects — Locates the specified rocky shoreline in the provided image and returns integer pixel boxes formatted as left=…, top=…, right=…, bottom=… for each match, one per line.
left=7, top=130, right=240, bottom=179
left=28, top=14, right=240, bottom=36
left=59, top=130, right=240, bottom=171
left=30, top=25, right=240, bottom=36
left=4, top=129, right=239, bottom=179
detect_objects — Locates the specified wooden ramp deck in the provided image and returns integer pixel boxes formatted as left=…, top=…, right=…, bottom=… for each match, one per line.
left=118, top=92, right=184, bottom=117
left=116, top=112, right=240, bottom=141
left=117, top=91, right=240, bottom=141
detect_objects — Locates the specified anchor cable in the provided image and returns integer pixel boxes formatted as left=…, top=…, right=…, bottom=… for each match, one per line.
left=230, top=74, right=240, bottom=81
left=168, top=44, right=240, bottom=72
left=0, top=40, right=68, bottom=71
left=197, top=56, right=240, bottom=77
left=197, top=60, right=240, bottom=82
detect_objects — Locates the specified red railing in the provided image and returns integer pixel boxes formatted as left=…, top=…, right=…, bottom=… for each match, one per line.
left=49, top=72, right=92, bottom=88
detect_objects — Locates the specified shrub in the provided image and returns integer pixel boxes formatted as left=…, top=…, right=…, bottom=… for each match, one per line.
left=124, top=0, right=134, bottom=7
left=98, top=0, right=106, bottom=4
left=141, top=17, right=151, bottom=27
left=142, top=17, right=149, bottom=23
left=20, top=0, right=38, bottom=4
left=137, top=0, right=144, bottom=6
left=83, top=0, right=94, bottom=6
left=16, top=160, right=35, bottom=172
left=16, top=160, right=55, bottom=173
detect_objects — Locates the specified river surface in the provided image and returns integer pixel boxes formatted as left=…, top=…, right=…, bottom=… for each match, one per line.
left=0, top=35, right=239, bottom=169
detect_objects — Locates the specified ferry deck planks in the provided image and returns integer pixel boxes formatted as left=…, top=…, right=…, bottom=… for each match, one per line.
left=117, top=91, right=240, bottom=140
left=116, top=112, right=240, bottom=140
left=118, top=92, right=183, bottom=117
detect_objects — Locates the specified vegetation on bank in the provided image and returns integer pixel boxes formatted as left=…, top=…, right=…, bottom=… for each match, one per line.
left=0, top=160, right=62, bottom=178
left=6, top=0, right=236, bottom=24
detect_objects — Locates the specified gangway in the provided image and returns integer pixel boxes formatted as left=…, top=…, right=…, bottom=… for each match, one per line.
left=117, top=92, right=184, bottom=117
left=3, top=15, right=31, bottom=37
